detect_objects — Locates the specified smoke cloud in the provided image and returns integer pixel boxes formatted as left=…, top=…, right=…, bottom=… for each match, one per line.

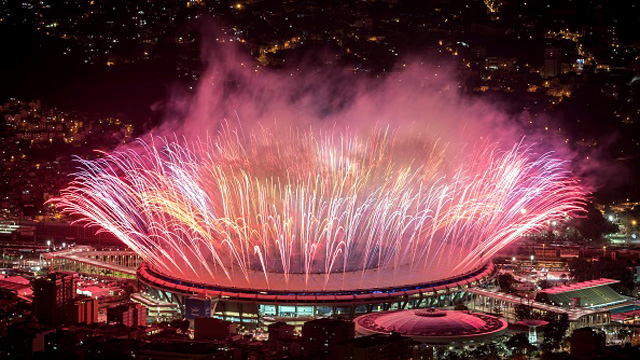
left=147, top=28, right=608, bottom=195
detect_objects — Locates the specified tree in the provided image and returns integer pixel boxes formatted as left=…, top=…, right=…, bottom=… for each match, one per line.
left=541, top=313, right=569, bottom=353
left=506, top=333, right=537, bottom=358
left=453, top=303, right=468, bottom=311
left=438, top=350, right=470, bottom=360
left=497, top=273, right=517, bottom=293
left=180, top=319, right=190, bottom=333
left=571, top=202, right=618, bottom=242
left=470, top=344, right=501, bottom=360
left=514, top=303, right=536, bottom=321
left=568, top=257, right=635, bottom=295
left=169, top=319, right=190, bottom=332
left=538, top=279, right=552, bottom=289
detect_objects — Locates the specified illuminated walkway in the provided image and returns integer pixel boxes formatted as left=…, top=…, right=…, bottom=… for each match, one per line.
left=44, top=247, right=141, bottom=279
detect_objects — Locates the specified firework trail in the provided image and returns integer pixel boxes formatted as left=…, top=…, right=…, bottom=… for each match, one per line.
left=51, top=126, right=586, bottom=290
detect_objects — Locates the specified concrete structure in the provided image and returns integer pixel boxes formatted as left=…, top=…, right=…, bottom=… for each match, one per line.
left=44, top=247, right=140, bottom=279
left=302, top=318, right=355, bottom=356
left=535, top=278, right=628, bottom=308
left=544, top=46, right=561, bottom=78
left=468, top=288, right=611, bottom=330
left=267, top=322, right=303, bottom=355
left=107, top=303, right=147, bottom=327
left=33, top=272, right=77, bottom=326
left=517, top=319, right=548, bottom=345
left=130, top=292, right=180, bottom=321
left=71, top=296, right=99, bottom=325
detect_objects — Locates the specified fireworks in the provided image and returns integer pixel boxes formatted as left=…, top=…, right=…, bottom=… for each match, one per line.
left=51, top=126, right=586, bottom=291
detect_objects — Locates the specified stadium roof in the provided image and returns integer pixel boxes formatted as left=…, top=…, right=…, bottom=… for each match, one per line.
left=535, top=278, right=628, bottom=308
left=542, top=279, right=620, bottom=294
left=138, top=261, right=496, bottom=303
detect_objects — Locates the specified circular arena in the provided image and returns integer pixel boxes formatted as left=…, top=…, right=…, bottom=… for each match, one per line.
left=137, top=261, right=496, bottom=325
left=354, top=308, right=508, bottom=346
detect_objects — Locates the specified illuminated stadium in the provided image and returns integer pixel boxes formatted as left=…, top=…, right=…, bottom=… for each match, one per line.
left=51, top=126, right=586, bottom=324
left=137, top=261, right=497, bottom=323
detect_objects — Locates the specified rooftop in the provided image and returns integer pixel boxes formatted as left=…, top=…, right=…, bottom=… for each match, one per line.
left=536, top=279, right=628, bottom=308
left=542, top=278, right=620, bottom=294
left=354, top=309, right=507, bottom=344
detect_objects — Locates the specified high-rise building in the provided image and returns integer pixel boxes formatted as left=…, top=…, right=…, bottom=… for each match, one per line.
left=268, top=322, right=294, bottom=343
left=107, top=303, right=147, bottom=327
left=268, top=322, right=303, bottom=355
left=32, top=272, right=77, bottom=326
left=544, top=46, right=561, bottom=78
left=302, top=318, right=355, bottom=356
left=70, top=295, right=99, bottom=325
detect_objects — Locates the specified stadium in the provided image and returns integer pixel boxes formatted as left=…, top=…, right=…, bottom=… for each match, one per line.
left=51, top=127, right=586, bottom=325
left=137, top=260, right=497, bottom=324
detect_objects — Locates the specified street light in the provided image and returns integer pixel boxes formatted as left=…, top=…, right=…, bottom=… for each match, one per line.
left=46, top=240, right=51, bottom=246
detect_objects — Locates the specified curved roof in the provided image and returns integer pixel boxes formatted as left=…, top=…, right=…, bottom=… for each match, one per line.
left=535, top=279, right=628, bottom=308
left=355, top=309, right=507, bottom=344
left=137, top=261, right=496, bottom=304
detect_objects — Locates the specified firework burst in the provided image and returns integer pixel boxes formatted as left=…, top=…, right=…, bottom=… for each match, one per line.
left=51, top=126, right=586, bottom=290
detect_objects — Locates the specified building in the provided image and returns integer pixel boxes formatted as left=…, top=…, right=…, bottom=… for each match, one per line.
left=32, top=272, right=77, bottom=326
left=137, top=261, right=496, bottom=324
left=70, top=295, right=99, bottom=325
left=354, top=309, right=507, bottom=347
left=302, top=318, right=355, bottom=356
left=268, top=322, right=294, bottom=343
left=44, top=247, right=140, bottom=280
left=535, top=278, right=628, bottom=308
left=267, top=322, right=303, bottom=355
left=130, top=292, right=180, bottom=321
left=0, top=277, right=32, bottom=298
left=544, top=46, right=561, bottom=78
left=468, top=287, right=612, bottom=330
left=485, top=57, right=517, bottom=71
left=107, top=303, right=147, bottom=327
left=333, top=333, right=417, bottom=360
left=193, top=317, right=236, bottom=341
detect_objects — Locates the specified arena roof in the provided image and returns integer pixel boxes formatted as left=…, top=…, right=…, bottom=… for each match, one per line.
left=354, top=309, right=507, bottom=345
left=542, top=278, right=620, bottom=294
left=535, top=278, right=628, bottom=308
left=138, top=261, right=496, bottom=304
